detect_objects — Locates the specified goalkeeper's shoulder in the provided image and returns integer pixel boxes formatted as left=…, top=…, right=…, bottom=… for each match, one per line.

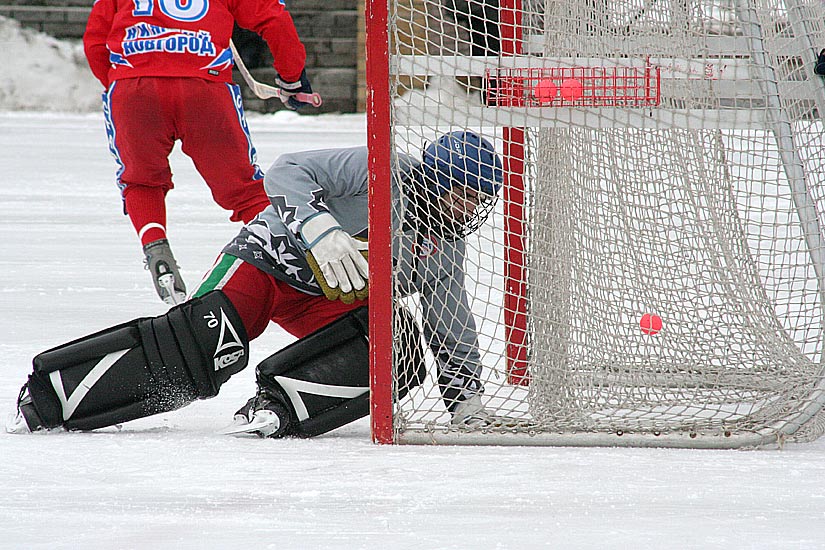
left=267, top=146, right=371, bottom=199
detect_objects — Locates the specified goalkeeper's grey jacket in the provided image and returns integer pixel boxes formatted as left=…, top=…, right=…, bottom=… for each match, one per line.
left=223, top=146, right=483, bottom=404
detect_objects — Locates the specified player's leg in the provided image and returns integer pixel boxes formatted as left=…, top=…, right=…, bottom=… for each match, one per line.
left=227, top=304, right=426, bottom=438
left=229, top=306, right=371, bottom=438
left=191, top=255, right=366, bottom=437
left=190, top=251, right=362, bottom=342
left=190, top=253, right=292, bottom=341
left=105, top=78, right=185, bottom=303
left=177, top=81, right=270, bottom=224
left=7, top=290, right=249, bottom=433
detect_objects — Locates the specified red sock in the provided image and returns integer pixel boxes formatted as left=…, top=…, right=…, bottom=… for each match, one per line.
left=123, top=186, right=168, bottom=246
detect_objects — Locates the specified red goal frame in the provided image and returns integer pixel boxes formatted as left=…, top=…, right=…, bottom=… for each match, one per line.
left=367, top=0, right=526, bottom=443
left=366, top=0, right=393, bottom=444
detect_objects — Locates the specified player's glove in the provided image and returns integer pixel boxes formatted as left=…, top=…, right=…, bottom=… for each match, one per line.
left=815, top=48, right=825, bottom=76
left=301, top=212, right=369, bottom=304
left=274, top=69, right=315, bottom=110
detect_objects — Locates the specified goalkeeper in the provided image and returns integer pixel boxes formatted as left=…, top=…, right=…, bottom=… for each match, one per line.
left=8, top=131, right=503, bottom=438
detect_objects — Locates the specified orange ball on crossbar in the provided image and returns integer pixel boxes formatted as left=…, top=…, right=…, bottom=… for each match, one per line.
left=532, top=79, right=557, bottom=104
left=560, top=78, right=584, bottom=101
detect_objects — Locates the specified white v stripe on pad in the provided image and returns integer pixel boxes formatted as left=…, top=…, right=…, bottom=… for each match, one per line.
left=50, top=348, right=131, bottom=421
left=274, top=376, right=368, bottom=422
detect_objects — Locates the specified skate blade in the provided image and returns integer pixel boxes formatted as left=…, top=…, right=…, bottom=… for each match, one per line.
left=5, top=411, right=31, bottom=434
left=218, top=410, right=281, bottom=437
left=158, top=274, right=186, bottom=305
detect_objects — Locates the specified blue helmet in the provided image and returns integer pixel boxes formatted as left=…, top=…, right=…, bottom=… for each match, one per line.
left=422, top=131, right=503, bottom=197
left=415, top=131, right=504, bottom=238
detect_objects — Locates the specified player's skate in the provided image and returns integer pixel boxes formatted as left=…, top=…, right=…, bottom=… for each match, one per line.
left=5, top=384, right=44, bottom=434
left=143, top=239, right=186, bottom=305
left=450, top=394, right=530, bottom=429
left=219, top=391, right=293, bottom=438
left=451, top=394, right=493, bottom=427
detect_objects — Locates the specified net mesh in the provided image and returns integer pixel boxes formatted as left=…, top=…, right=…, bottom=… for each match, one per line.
left=383, top=0, right=825, bottom=446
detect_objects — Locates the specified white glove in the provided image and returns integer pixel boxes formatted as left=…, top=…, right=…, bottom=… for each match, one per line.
left=301, top=213, right=369, bottom=297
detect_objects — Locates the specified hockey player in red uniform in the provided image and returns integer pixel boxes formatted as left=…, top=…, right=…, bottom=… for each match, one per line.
left=83, top=0, right=314, bottom=305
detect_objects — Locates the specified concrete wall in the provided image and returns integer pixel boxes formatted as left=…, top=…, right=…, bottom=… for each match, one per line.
left=234, top=0, right=359, bottom=113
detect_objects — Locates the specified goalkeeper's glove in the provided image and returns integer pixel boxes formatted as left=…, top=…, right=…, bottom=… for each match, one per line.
left=301, top=213, right=369, bottom=304
left=274, top=69, right=315, bottom=110
left=815, top=48, right=825, bottom=76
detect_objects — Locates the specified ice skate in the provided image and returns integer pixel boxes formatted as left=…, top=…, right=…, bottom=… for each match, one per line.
left=219, top=393, right=293, bottom=438
left=451, top=394, right=493, bottom=427
left=450, top=395, right=530, bottom=429
left=143, top=239, right=187, bottom=305
left=5, top=384, right=44, bottom=434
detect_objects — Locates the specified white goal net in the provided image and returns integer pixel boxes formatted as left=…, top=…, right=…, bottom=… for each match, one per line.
left=371, top=0, right=825, bottom=447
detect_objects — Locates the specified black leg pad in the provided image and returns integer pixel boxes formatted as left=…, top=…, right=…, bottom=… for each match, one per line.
left=256, top=306, right=425, bottom=437
left=25, top=291, right=248, bottom=431
left=255, top=307, right=370, bottom=437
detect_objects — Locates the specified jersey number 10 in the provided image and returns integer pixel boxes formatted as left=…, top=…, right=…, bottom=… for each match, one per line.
left=132, top=0, right=208, bottom=22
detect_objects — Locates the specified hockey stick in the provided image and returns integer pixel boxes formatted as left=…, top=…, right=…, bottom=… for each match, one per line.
left=229, top=41, right=323, bottom=108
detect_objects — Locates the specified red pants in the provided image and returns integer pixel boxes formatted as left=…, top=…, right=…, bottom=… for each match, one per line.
left=194, top=254, right=365, bottom=341
left=104, top=77, right=270, bottom=224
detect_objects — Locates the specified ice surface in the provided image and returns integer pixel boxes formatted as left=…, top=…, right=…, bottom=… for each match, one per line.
left=2, top=111, right=825, bottom=550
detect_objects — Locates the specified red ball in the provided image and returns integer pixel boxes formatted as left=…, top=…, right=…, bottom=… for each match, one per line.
left=533, top=79, right=557, bottom=104
left=640, top=313, right=662, bottom=335
left=560, top=78, right=584, bottom=101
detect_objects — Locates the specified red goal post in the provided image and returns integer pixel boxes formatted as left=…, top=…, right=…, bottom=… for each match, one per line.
left=365, top=0, right=393, bottom=444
